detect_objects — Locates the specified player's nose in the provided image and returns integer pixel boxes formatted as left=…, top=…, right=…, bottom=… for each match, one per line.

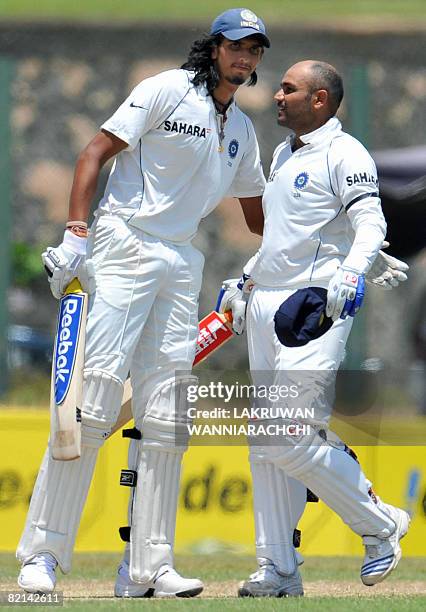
left=236, top=51, right=252, bottom=66
left=274, top=90, right=284, bottom=103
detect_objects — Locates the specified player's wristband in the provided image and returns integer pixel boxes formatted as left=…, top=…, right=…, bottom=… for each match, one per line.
left=66, top=221, right=89, bottom=238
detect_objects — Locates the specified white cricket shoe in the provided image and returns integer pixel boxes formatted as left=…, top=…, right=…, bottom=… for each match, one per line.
left=361, top=503, right=410, bottom=586
left=114, top=560, right=203, bottom=598
left=114, top=561, right=152, bottom=597
left=238, top=558, right=304, bottom=597
left=18, top=553, right=57, bottom=593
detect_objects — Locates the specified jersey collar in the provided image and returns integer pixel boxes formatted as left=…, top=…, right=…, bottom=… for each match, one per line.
left=299, top=117, right=342, bottom=147
left=207, top=90, right=236, bottom=114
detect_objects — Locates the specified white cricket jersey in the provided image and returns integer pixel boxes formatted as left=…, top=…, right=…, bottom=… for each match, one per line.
left=98, top=69, right=265, bottom=243
left=251, top=117, right=386, bottom=287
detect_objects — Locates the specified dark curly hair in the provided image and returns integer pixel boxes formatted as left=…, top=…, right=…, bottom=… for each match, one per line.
left=181, top=34, right=258, bottom=95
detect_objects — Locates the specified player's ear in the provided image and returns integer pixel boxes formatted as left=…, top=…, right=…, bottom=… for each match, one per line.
left=313, top=89, right=328, bottom=110
left=211, top=43, right=219, bottom=61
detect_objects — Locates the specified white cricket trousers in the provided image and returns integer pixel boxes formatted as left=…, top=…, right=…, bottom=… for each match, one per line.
left=246, top=285, right=396, bottom=542
left=85, top=214, right=203, bottom=399
left=17, top=214, right=204, bottom=572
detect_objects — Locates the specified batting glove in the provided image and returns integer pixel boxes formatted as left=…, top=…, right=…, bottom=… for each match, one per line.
left=216, top=275, right=254, bottom=335
left=326, top=267, right=365, bottom=321
left=366, top=242, right=409, bottom=290
left=42, top=230, right=96, bottom=299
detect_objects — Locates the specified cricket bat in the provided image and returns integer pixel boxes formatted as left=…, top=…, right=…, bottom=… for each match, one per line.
left=50, top=278, right=88, bottom=460
left=193, top=310, right=233, bottom=365
left=109, top=310, right=234, bottom=437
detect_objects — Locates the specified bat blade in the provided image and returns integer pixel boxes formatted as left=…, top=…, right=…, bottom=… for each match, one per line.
left=109, top=310, right=234, bottom=438
left=50, top=279, right=87, bottom=460
left=193, top=310, right=234, bottom=365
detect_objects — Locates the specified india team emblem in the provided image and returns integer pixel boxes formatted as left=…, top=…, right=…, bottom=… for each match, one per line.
left=241, top=9, right=258, bottom=22
left=294, top=171, right=309, bottom=190
left=228, top=139, right=239, bottom=159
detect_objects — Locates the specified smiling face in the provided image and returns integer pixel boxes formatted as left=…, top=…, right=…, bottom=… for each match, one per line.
left=274, top=61, right=330, bottom=136
left=274, top=63, right=316, bottom=132
left=212, top=36, right=264, bottom=86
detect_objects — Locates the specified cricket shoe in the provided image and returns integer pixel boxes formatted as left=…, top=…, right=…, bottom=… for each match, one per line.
left=114, top=560, right=203, bottom=598
left=361, top=503, right=410, bottom=586
left=238, top=558, right=304, bottom=597
left=18, top=553, right=57, bottom=593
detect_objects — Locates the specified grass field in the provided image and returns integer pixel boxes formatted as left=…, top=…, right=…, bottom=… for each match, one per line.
left=1, top=0, right=426, bottom=23
left=2, top=553, right=426, bottom=610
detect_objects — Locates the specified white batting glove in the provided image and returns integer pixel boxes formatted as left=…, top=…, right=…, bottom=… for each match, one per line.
left=216, top=275, right=254, bottom=335
left=366, top=242, right=409, bottom=290
left=326, top=267, right=365, bottom=322
left=42, top=230, right=96, bottom=299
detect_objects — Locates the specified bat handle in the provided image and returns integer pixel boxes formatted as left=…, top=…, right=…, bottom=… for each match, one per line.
left=65, top=278, right=84, bottom=294
left=223, top=310, right=233, bottom=323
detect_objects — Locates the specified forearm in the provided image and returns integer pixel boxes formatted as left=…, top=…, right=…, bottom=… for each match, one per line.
left=68, top=149, right=103, bottom=222
left=343, top=200, right=387, bottom=274
left=344, top=224, right=385, bottom=273
left=67, top=130, right=128, bottom=223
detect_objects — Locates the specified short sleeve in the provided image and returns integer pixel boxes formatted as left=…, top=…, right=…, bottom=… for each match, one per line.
left=227, top=117, right=266, bottom=198
left=330, top=136, right=380, bottom=211
left=101, top=69, right=191, bottom=151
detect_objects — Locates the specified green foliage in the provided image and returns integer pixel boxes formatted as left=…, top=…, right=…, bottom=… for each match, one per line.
left=11, top=242, right=44, bottom=287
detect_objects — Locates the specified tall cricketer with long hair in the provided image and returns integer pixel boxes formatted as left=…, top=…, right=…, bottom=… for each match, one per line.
left=17, top=8, right=269, bottom=598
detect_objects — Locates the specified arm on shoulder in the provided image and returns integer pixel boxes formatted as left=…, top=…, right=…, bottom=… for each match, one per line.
left=238, top=196, right=264, bottom=236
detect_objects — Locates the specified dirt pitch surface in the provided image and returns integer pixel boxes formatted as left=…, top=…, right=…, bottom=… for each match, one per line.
left=3, top=579, right=426, bottom=600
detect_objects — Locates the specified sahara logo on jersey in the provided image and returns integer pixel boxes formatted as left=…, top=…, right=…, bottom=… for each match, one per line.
left=163, top=120, right=209, bottom=138
left=346, top=172, right=379, bottom=186
left=54, top=294, right=85, bottom=404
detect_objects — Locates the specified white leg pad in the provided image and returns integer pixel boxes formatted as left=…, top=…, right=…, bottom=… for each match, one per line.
left=122, top=437, right=141, bottom=566
left=129, top=375, right=196, bottom=584
left=250, top=449, right=306, bottom=575
left=17, top=371, right=124, bottom=572
left=265, top=427, right=396, bottom=538
left=81, top=370, right=124, bottom=448
left=16, top=445, right=97, bottom=573
left=130, top=447, right=182, bottom=583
